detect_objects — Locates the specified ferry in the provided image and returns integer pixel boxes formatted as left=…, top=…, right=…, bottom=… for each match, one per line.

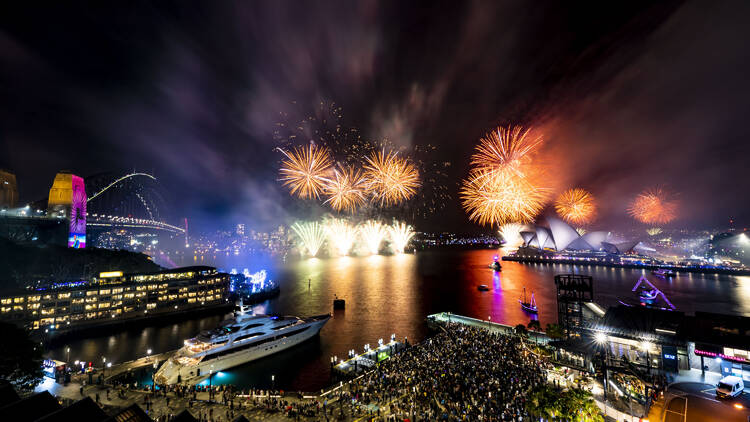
left=154, top=306, right=330, bottom=385
left=477, top=284, right=490, bottom=291
left=652, top=268, right=675, bottom=278
left=519, top=287, right=538, bottom=313
left=489, top=255, right=502, bottom=271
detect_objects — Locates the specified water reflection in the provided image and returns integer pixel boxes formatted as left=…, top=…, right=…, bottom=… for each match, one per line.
left=48, top=249, right=749, bottom=391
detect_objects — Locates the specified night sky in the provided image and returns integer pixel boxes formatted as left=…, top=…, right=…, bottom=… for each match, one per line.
left=1, top=1, right=749, bottom=232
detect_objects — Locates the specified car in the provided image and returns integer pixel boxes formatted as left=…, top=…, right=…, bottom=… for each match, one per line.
left=716, top=375, right=744, bottom=398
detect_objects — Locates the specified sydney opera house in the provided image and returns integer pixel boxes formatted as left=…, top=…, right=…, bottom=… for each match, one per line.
left=516, top=217, right=640, bottom=255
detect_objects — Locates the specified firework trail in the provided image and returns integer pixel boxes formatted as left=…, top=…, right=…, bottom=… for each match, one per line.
left=291, top=221, right=326, bottom=257
left=460, top=168, right=548, bottom=226
left=461, top=124, right=549, bottom=226
left=388, top=221, right=415, bottom=253
left=471, top=125, right=543, bottom=176
left=555, top=188, right=597, bottom=225
left=358, top=220, right=386, bottom=255
left=323, top=166, right=367, bottom=213
left=647, top=227, right=663, bottom=236
left=628, top=188, right=677, bottom=224
left=498, top=223, right=525, bottom=249
left=277, top=144, right=333, bottom=199
left=324, top=218, right=356, bottom=256
left=364, top=149, right=421, bottom=206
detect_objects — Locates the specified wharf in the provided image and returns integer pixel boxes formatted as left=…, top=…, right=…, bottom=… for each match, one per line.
left=502, top=254, right=750, bottom=275
left=331, top=339, right=406, bottom=377
left=426, top=312, right=551, bottom=344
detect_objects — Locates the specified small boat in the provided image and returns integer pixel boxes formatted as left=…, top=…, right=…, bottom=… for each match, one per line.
left=519, top=287, right=538, bottom=313
left=489, top=254, right=502, bottom=271
left=652, top=268, right=675, bottom=278
left=333, top=295, right=346, bottom=309
left=477, top=284, right=490, bottom=291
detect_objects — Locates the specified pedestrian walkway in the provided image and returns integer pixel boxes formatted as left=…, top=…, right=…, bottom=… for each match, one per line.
left=427, top=311, right=551, bottom=343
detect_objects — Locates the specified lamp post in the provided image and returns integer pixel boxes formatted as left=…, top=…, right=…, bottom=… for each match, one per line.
left=146, top=348, right=152, bottom=362
left=271, top=374, right=275, bottom=391
left=595, top=332, right=609, bottom=399
left=102, top=357, right=106, bottom=378
left=66, top=347, right=70, bottom=364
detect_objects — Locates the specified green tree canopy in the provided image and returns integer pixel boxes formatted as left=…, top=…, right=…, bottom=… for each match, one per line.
left=545, top=323, right=565, bottom=340
left=526, top=385, right=604, bottom=422
left=0, top=322, right=44, bottom=390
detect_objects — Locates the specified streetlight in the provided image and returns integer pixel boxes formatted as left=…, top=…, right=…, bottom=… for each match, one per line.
left=66, top=347, right=70, bottom=364
left=271, top=374, right=275, bottom=391
left=102, top=357, right=107, bottom=378
left=146, top=348, right=152, bottom=361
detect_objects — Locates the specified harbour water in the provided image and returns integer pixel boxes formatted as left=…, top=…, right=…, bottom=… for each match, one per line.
left=47, top=249, right=750, bottom=391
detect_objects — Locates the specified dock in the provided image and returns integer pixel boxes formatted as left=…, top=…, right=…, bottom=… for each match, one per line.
left=332, top=337, right=407, bottom=377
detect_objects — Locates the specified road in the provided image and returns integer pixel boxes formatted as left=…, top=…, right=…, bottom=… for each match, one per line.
left=654, top=382, right=750, bottom=422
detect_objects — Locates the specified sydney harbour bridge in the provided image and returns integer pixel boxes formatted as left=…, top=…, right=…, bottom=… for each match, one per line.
left=0, top=171, right=185, bottom=247
left=85, top=172, right=185, bottom=234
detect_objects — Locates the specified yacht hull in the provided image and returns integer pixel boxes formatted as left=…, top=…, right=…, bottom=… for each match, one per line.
left=155, top=317, right=328, bottom=385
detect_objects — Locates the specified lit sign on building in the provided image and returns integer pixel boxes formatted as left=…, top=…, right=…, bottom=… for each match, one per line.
left=99, top=271, right=123, bottom=278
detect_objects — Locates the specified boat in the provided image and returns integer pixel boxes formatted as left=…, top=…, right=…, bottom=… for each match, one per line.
left=154, top=306, right=330, bottom=385
left=652, top=268, right=675, bottom=278
left=519, top=287, right=538, bottom=313
left=477, top=284, right=490, bottom=291
left=489, top=255, right=502, bottom=271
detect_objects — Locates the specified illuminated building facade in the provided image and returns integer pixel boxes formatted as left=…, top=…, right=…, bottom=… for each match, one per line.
left=0, top=266, right=230, bottom=332
left=47, top=171, right=87, bottom=248
left=0, top=169, right=18, bottom=209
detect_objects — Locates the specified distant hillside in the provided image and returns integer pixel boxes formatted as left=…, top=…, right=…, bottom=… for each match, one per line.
left=0, top=238, right=162, bottom=292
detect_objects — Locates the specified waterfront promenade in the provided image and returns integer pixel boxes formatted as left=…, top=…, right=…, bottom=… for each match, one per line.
left=38, top=311, right=647, bottom=421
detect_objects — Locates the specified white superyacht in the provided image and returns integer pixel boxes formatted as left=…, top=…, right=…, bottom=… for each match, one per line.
left=154, top=306, right=330, bottom=385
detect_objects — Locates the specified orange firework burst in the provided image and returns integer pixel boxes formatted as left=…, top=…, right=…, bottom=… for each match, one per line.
left=460, top=168, right=548, bottom=226
left=277, top=144, right=333, bottom=199
left=555, top=188, right=597, bottom=225
left=363, top=149, right=421, bottom=206
left=471, top=125, right=543, bottom=176
left=628, top=188, right=678, bottom=224
left=323, top=166, right=367, bottom=212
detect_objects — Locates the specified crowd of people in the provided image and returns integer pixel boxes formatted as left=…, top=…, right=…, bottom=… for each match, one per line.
left=86, top=323, right=549, bottom=421
left=337, top=323, right=548, bottom=421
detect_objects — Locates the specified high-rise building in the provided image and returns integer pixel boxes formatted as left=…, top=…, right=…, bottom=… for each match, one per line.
left=0, top=169, right=18, bottom=208
left=236, top=223, right=245, bottom=236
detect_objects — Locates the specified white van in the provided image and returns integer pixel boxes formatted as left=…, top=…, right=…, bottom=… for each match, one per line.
left=716, top=375, right=744, bottom=398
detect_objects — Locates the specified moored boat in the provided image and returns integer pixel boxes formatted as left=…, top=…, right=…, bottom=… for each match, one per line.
left=154, top=308, right=329, bottom=385
left=519, top=287, right=538, bottom=313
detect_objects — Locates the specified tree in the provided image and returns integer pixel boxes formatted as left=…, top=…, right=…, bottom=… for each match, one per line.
left=0, top=322, right=44, bottom=390
left=526, top=385, right=604, bottom=422
left=514, top=324, right=528, bottom=337
left=545, top=323, right=565, bottom=340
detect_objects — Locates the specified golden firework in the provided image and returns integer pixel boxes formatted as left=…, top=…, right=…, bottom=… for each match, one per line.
left=324, top=218, right=356, bottom=256
left=363, top=149, right=420, bottom=206
left=277, top=144, right=333, bottom=199
left=498, top=223, right=525, bottom=249
left=471, top=125, right=543, bottom=176
left=555, top=188, right=597, bottom=225
left=323, top=166, right=367, bottom=212
left=460, top=168, right=548, bottom=226
left=628, top=188, right=677, bottom=225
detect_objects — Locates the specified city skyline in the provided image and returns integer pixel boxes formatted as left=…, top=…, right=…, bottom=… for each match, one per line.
left=2, top=1, right=750, bottom=233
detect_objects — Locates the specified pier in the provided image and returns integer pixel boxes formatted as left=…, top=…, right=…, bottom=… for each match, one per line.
left=331, top=335, right=406, bottom=377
